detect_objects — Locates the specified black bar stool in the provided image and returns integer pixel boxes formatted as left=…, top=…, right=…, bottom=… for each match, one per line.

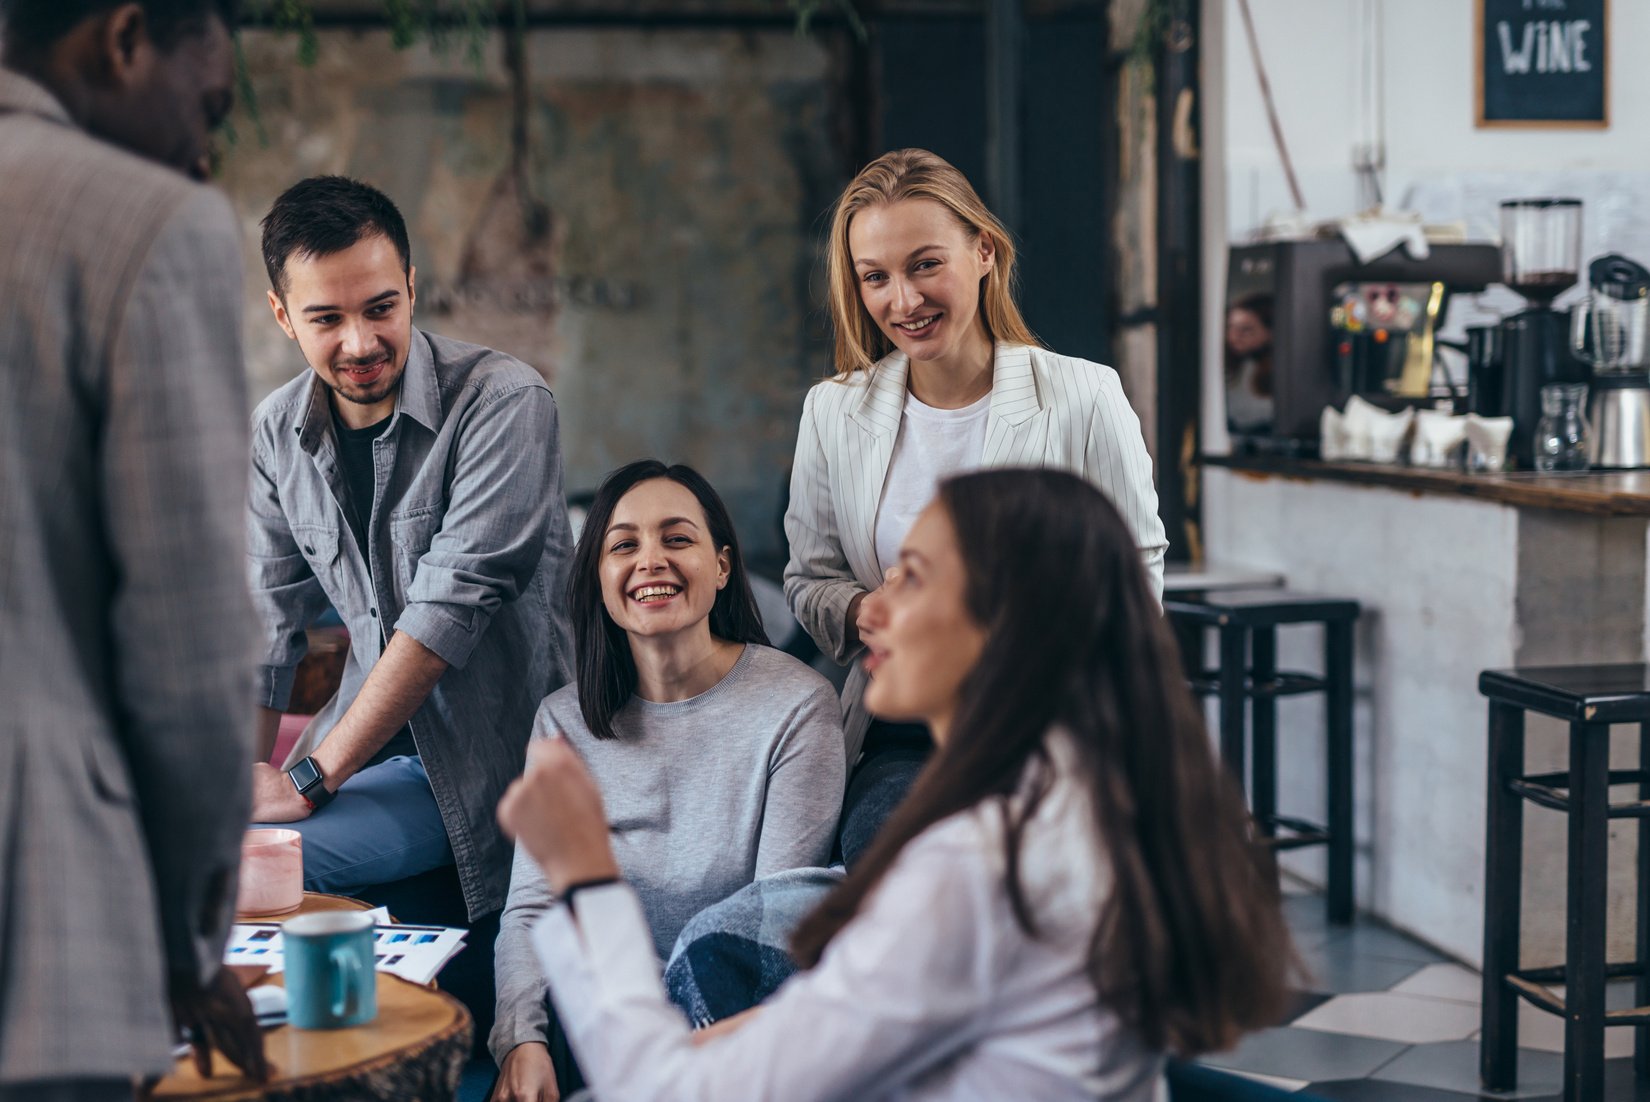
left=1165, top=588, right=1360, bottom=925
left=1479, top=664, right=1650, bottom=1101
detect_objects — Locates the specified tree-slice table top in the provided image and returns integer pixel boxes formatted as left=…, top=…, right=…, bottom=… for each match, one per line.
left=236, top=891, right=371, bottom=922
left=152, top=894, right=472, bottom=1101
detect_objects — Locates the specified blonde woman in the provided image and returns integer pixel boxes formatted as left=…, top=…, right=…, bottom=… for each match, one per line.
left=784, top=149, right=1167, bottom=860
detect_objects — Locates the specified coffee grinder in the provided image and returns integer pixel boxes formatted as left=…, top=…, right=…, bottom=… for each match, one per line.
left=1499, top=198, right=1586, bottom=468
left=1573, top=254, right=1650, bottom=469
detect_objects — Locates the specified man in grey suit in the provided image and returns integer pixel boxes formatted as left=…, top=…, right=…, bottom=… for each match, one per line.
left=0, top=0, right=268, bottom=1097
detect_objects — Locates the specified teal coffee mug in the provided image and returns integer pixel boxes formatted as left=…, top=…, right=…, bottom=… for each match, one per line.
left=282, top=911, right=378, bottom=1030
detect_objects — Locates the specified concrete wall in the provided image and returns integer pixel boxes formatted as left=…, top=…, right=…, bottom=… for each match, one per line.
left=222, top=26, right=844, bottom=565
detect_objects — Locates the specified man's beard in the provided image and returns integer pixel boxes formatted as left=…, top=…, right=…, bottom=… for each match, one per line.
left=331, top=378, right=396, bottom=405
left=329, top=353, right=399, bottom=405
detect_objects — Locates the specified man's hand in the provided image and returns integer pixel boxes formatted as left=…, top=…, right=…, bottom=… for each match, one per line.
left=492, top=1042, right=559, bottom=1102
left=167, top=967, right=271, bottom=1083
left=497, top=738, right=619, bottom=894
left=250, top=762, right=312, bottom=823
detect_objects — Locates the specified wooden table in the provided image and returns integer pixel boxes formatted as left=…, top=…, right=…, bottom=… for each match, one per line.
left=288, top=628, right=349, bottom=717
left=152, top=894, right=472, bottom=1101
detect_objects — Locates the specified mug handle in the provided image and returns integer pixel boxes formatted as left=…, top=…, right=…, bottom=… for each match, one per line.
left=1572, top=299, right=1593, bottom=358
left=330, top=946, right=364, bottom=1020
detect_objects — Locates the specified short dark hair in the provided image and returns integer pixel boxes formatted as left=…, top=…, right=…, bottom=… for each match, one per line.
left=0, top=0, right=235, bottom=52
left=571, top=460, right=770, bottom=740
left=259, top=175, right=412, bottom=297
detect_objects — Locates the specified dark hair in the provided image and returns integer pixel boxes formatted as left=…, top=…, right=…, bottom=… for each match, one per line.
left=260, top=176, right=412, bottom=297
left=790, top=468, right=1294, bottom=1057
left=1223, top=292, right=1275, bottom=394
left=0, top=0, right=235, bottom=51
left=570, top=460, right=770, bottom=740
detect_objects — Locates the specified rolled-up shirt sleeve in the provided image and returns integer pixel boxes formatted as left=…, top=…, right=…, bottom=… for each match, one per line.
left=247, top=428, right=330, bottom=711
left=393, top=384, right=559, bottom=669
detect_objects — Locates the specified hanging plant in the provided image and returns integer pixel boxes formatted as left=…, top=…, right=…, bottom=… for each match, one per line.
left=226, top=0, right=862, bottom=145
left=789, top=0, right=866, bottom=41
left=225, top=0, right=495, bottom=146
left=1125, top=0, right=1178, bottom=97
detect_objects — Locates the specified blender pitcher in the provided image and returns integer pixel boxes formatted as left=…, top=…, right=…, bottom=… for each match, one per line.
left=1572, top=254, right=1650, bottom=469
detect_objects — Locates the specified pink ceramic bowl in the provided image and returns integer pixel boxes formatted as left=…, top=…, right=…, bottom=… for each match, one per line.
left=236, top=828, right=304, bottom=917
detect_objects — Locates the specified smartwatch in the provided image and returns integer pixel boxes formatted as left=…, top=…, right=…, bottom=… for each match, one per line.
left=287, top=756, right=335, bottom=812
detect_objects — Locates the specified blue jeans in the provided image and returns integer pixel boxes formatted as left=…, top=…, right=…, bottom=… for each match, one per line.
left=837, top=720, right=931, bottom=869
left=257, top=755, right=453, bottom=894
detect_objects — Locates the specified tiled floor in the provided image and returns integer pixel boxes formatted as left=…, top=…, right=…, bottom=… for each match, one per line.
left=1200, top=888, right=1650, bottom=1100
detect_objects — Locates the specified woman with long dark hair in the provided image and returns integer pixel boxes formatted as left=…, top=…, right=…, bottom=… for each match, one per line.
left=785, top=148, right=1169, bottom=863
left=1223, top=293, right=1275, bottom=435
left=490, top=459, right=846, bottom=1102
left=499, top=467, right=1292, bottom=1102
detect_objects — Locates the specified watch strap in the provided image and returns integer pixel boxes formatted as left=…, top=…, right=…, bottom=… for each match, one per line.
left=558, top=876, right=623, bottom=913
left=288, top=756, right=336, bottom=810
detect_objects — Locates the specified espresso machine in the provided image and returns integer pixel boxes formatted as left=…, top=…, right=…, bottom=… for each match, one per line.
left=1498, top=198, right=1588, bottom=468
left=1223, top=240, right=1501, bottom=452
left=1573, top=254, right=1650, bottom=469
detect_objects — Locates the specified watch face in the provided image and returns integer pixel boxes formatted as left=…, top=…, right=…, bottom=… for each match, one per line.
left=290, top=758, right=320, bottom=790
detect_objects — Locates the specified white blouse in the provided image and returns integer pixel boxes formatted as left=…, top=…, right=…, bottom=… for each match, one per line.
left=873, top=388, right=992, bottom=575
left=530, top=737, right=1167, bottom=1102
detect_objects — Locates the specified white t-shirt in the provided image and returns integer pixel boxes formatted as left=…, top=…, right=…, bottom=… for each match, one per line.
left=873, top=388, right=992, bottom=574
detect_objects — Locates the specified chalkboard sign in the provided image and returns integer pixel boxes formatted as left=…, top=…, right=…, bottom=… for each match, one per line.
left=1477, top=0, right=1608, bottom=128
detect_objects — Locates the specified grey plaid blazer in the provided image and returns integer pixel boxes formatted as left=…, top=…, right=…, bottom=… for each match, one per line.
left=0, top=71, right=255, bottom=1082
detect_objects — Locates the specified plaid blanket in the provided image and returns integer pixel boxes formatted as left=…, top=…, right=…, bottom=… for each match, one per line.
left=664, top=866, right=845, bottom=1027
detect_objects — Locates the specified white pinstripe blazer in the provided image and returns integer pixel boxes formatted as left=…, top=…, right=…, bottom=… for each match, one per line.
left=784, top=343, right=1168, bottom=759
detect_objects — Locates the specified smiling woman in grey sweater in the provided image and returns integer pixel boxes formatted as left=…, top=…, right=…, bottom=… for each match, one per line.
left=490, top=460, right=846, bottom=1102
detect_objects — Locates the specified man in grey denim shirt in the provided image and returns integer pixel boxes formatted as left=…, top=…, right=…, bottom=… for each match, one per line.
left=246, top=176, right=573, bottom=919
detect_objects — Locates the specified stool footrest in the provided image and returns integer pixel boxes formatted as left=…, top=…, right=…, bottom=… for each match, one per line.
left=1506, top=966, right=1650, bottom=1026
left=1257, top=813, right=1331, bottom=851
left=1507, top=974, right=1568, bottom=1017
left=1188, top=671, right=1329, bottom=699
left=1508, top=770, right=1650, bottom=818
left=1517, top=961, right=1650, bottom=983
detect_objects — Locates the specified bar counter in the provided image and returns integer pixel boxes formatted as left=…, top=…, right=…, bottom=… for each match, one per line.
left=1205, top=453, right=1650, bottom=517
left=1199, top=453, right=1650, bottom=969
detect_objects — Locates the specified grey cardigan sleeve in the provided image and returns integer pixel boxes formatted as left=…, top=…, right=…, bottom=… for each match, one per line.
left=491, top=702, right=562, bottom=1065
left=490, top=836, right=557, bottom=1065
left=754, top=681, right=848, bottom=878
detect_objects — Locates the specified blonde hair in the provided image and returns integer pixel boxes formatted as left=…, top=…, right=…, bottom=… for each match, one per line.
left=826, top=148, right=1040, bottom=377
